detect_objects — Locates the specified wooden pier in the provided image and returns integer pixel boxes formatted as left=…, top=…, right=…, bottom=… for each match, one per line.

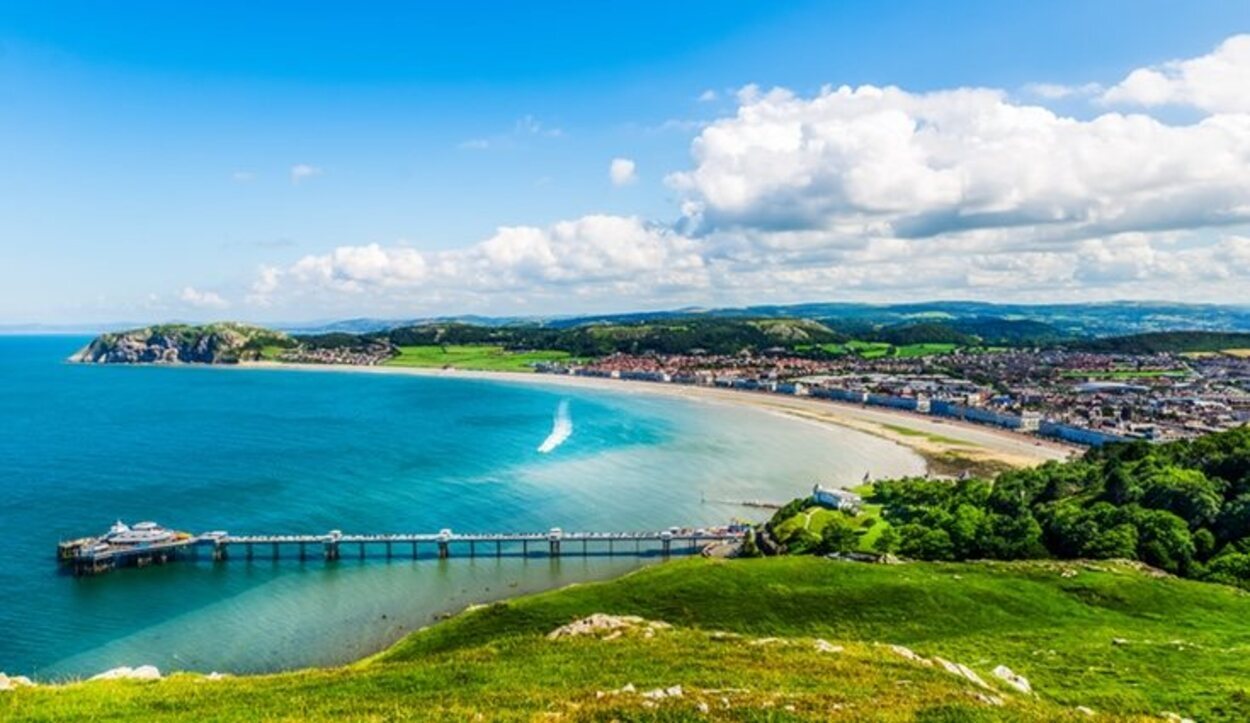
left=58, top=525, right=745, bottom=576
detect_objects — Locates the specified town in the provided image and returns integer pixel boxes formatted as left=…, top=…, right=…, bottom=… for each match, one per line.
left=536, top=347, right=1250, bottom=447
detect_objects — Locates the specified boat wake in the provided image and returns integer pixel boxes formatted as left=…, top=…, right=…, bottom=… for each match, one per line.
left=537, top=400, right=572, bottom=453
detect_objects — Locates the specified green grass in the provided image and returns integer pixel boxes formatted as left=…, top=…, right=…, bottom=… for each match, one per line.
left=894, top=343, right=958, bottom=358
left=880, top=423, right=976, bottom=447
left=1059, top=369, right=1188, bottom=380
left=8, top=558, right=1250, bottom=721
left=383, top=344, right=571, bottom=372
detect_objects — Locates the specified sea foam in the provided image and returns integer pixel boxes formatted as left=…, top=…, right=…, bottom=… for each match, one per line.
left=537, top=400, right=573, bottom=453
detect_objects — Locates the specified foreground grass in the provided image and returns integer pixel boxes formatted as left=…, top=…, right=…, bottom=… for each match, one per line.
left=384, top=344, right=571, bottom=372
left=7, top=557, right=1250, bottom=721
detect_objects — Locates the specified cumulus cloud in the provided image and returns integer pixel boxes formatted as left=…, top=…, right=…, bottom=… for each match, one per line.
left=290, top=164, right=322, bottom=184
left=668, top=83, right=1250, bottom=241
left=245, top=36, right=1250, bottom=312
left=179, top=286, right=229, bottom=309
left=1021, top=82, right=1103, bottom=100
left=609, top=157, right=637, bottom=186
left=1102, top=34, right=1250, bottom=113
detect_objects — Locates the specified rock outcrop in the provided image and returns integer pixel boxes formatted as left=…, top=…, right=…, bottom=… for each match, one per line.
left=71, top=324, right=290, bottom=365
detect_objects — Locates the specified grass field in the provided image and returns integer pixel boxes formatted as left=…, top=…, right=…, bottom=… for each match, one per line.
left=8, top=557, right=1250, bottom=721
left=1059, top=369, right=1188, bottom=380
left=384, top=344, right=571, bottom=372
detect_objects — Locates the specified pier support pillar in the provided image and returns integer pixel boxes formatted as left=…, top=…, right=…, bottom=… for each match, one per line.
left=359, top=542, right=365, bottom=559
left=438, top=541, right=449, bottom=559
left=272, top=543, right=279, bottom=559
left=213, top=543, right=228, bottom=562
left=246, top=543, right=254, bottom=561
left=582, top=539, right=588, bottom=556
left=324, top=542, right=340, bottom=561
left=299, top=542, right=306, bottom=561
left=522, top=540, right=528, bottom=556
left=469, top=541, right=475, bottom=558
left=549, top=540, right=560, bottom=557
left=496, top=541, right=501, bottom=558
left=412, top=541, right=418, bottom=559
left=608, top=539, right=614, bottom=556
left=662, top=539, right=671, bottom=557
left=386, top=541, right=392, bottom=559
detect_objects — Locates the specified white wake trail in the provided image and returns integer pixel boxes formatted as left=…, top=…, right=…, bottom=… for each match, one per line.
left=537, top=400, right=572, bottom=453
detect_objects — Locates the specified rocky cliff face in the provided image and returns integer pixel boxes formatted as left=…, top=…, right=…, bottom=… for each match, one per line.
left=70, top=324, right=289, bottom=364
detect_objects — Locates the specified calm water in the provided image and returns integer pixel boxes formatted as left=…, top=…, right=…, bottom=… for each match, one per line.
left=0, top=336, right=924, bottom=679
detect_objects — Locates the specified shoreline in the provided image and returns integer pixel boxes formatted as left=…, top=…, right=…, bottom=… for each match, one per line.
left=238, top=361, right=1075, bottom=472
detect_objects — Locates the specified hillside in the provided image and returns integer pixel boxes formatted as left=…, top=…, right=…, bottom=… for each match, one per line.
left=5, top=557, right=1247, bottom=720
left=70, top=324, right=294, bottom=364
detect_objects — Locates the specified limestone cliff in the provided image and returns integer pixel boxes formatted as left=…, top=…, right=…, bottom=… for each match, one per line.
left=71, top=323, right=292, bottom=364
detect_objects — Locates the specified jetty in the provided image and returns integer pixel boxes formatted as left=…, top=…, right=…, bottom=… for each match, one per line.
left=57, top=520, right=746, bottom=576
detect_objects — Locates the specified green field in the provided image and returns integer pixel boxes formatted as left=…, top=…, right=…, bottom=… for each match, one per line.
left=384, top=344, right=571, bottom=372
left=894, top=342, right=958, bottom=357
left=7, top=557, right=1249, bottom=721
left=1059, top=368, right=1188, bottom=380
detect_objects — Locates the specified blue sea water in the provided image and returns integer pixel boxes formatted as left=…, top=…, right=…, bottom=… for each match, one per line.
left=0, top=336, right=924, bottom=679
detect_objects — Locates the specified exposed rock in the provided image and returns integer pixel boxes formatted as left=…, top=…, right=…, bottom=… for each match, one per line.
left=1076, top=706, right=1096, bottom=716
left=71, top=324, right=290, bottom=365
left=934, top=657, right=990, bottom=689
left=974, top=692, right=1005, bottom=706
left=992, top=665, right=1031, bottom=694
left=888, top=645, right=932, bottom=665
left=547, top=614, right=670, bottom=640
left=89, top=665, right=162, bottom=681
left=1160, top=713, right=1196, bottom=723
left=1112, top=637, right=1130, bottom=646
left=813, top=639, right=843, bottom=653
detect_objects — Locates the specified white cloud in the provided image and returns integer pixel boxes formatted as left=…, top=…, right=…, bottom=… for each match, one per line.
left=1102, top=34, right=1250, bottom=113
left=1021, top=82, right=1103, bottom=100
left=246, top=38, right=1250, bottom=312
left=609, top=157, right=637, bottom=186
left=668, top=83, right=1250, bottom=241
left=290, top=164, right=322, bottom=184
left=698, top=89, right=718, bottom=103
left=179, top=286, right=230, bottom=309
left=459, top=115, right=563, bottom=150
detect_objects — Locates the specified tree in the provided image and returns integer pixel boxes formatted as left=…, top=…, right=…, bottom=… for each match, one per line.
left=898, top=525, right=955, bottom=561
left=1139, top=466, right=1223, bottom=528
left=819, top=517, right=859, bottom=555
left=872, top=526, right=901, bottom=554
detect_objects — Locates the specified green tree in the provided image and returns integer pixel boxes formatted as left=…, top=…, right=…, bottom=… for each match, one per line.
left=819, top=517, right=859, bottom=555
left=872, top=526, right=901, bottom=554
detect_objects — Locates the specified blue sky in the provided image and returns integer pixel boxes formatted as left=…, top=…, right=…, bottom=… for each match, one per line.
left=2, top=1, right=1249, bottom=324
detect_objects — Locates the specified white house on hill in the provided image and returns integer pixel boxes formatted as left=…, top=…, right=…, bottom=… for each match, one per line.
left=811, top=484, right=862, bottom=513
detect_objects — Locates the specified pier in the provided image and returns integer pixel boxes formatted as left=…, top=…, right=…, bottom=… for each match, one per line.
left=57, top=522, right=745, bottom=576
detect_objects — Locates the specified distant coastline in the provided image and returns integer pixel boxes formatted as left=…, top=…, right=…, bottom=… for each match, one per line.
left=237, top=361, right=1074, bottom=473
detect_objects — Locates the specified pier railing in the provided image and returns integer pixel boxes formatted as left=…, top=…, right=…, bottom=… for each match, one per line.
left=58, top=527, right=744, bottom=576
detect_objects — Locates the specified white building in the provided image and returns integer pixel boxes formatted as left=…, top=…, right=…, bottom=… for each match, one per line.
left=811, top=484, right=863, bottom=513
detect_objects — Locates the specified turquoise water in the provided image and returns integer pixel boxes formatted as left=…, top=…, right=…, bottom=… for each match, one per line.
left=0, top=336, right=924, bottom=679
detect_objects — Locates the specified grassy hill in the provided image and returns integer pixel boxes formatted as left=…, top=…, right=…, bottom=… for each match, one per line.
left=7, top=557, right=1249, bottom=721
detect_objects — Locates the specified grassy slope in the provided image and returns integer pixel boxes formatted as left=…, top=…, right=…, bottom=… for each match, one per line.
left=7, top=557, right=1249, bottom=721
left=384, top=344, right=571, bottom=372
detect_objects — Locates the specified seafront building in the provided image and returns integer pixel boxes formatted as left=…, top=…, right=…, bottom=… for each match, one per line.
left=536, top=348, right=1250, bottom=447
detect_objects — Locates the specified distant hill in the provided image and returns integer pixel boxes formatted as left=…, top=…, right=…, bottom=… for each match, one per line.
left=1072, top=331, right=1250, bottom=354
left=276, top=300, right=1250, bottom=338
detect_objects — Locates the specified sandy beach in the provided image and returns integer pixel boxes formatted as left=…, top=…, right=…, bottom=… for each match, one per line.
left=240, top=362, right=1076, bottom=472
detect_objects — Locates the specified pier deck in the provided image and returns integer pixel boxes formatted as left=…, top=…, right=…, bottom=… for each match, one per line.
left=58, top=525, right=745, bottom=575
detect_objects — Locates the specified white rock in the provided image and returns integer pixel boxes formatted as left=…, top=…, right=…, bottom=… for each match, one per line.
left=697, top=701, right=710, bottom=713
left=10, top=676, right=34, bottom=688
left=1076, top=706, right=1096, bottom=716
left=642, top=688, right=667, bottom=700
left=814, top=639, right=844, bottom=653
left=992, top=665, right=1031, bottom=694
left=934, top=657, right=990, bottom=689
left=90, top=665, right=162, bottom=681
left=665, top=685, right=683, bottom=698
left=889, top=645, right=931, bottom=665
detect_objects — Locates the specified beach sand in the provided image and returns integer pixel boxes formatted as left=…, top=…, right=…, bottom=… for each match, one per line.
left=239, top=362, right=1075, bottom=472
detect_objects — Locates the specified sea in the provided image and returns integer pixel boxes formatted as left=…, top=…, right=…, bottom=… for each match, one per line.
left=0, top=335, right=925, bottom=680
